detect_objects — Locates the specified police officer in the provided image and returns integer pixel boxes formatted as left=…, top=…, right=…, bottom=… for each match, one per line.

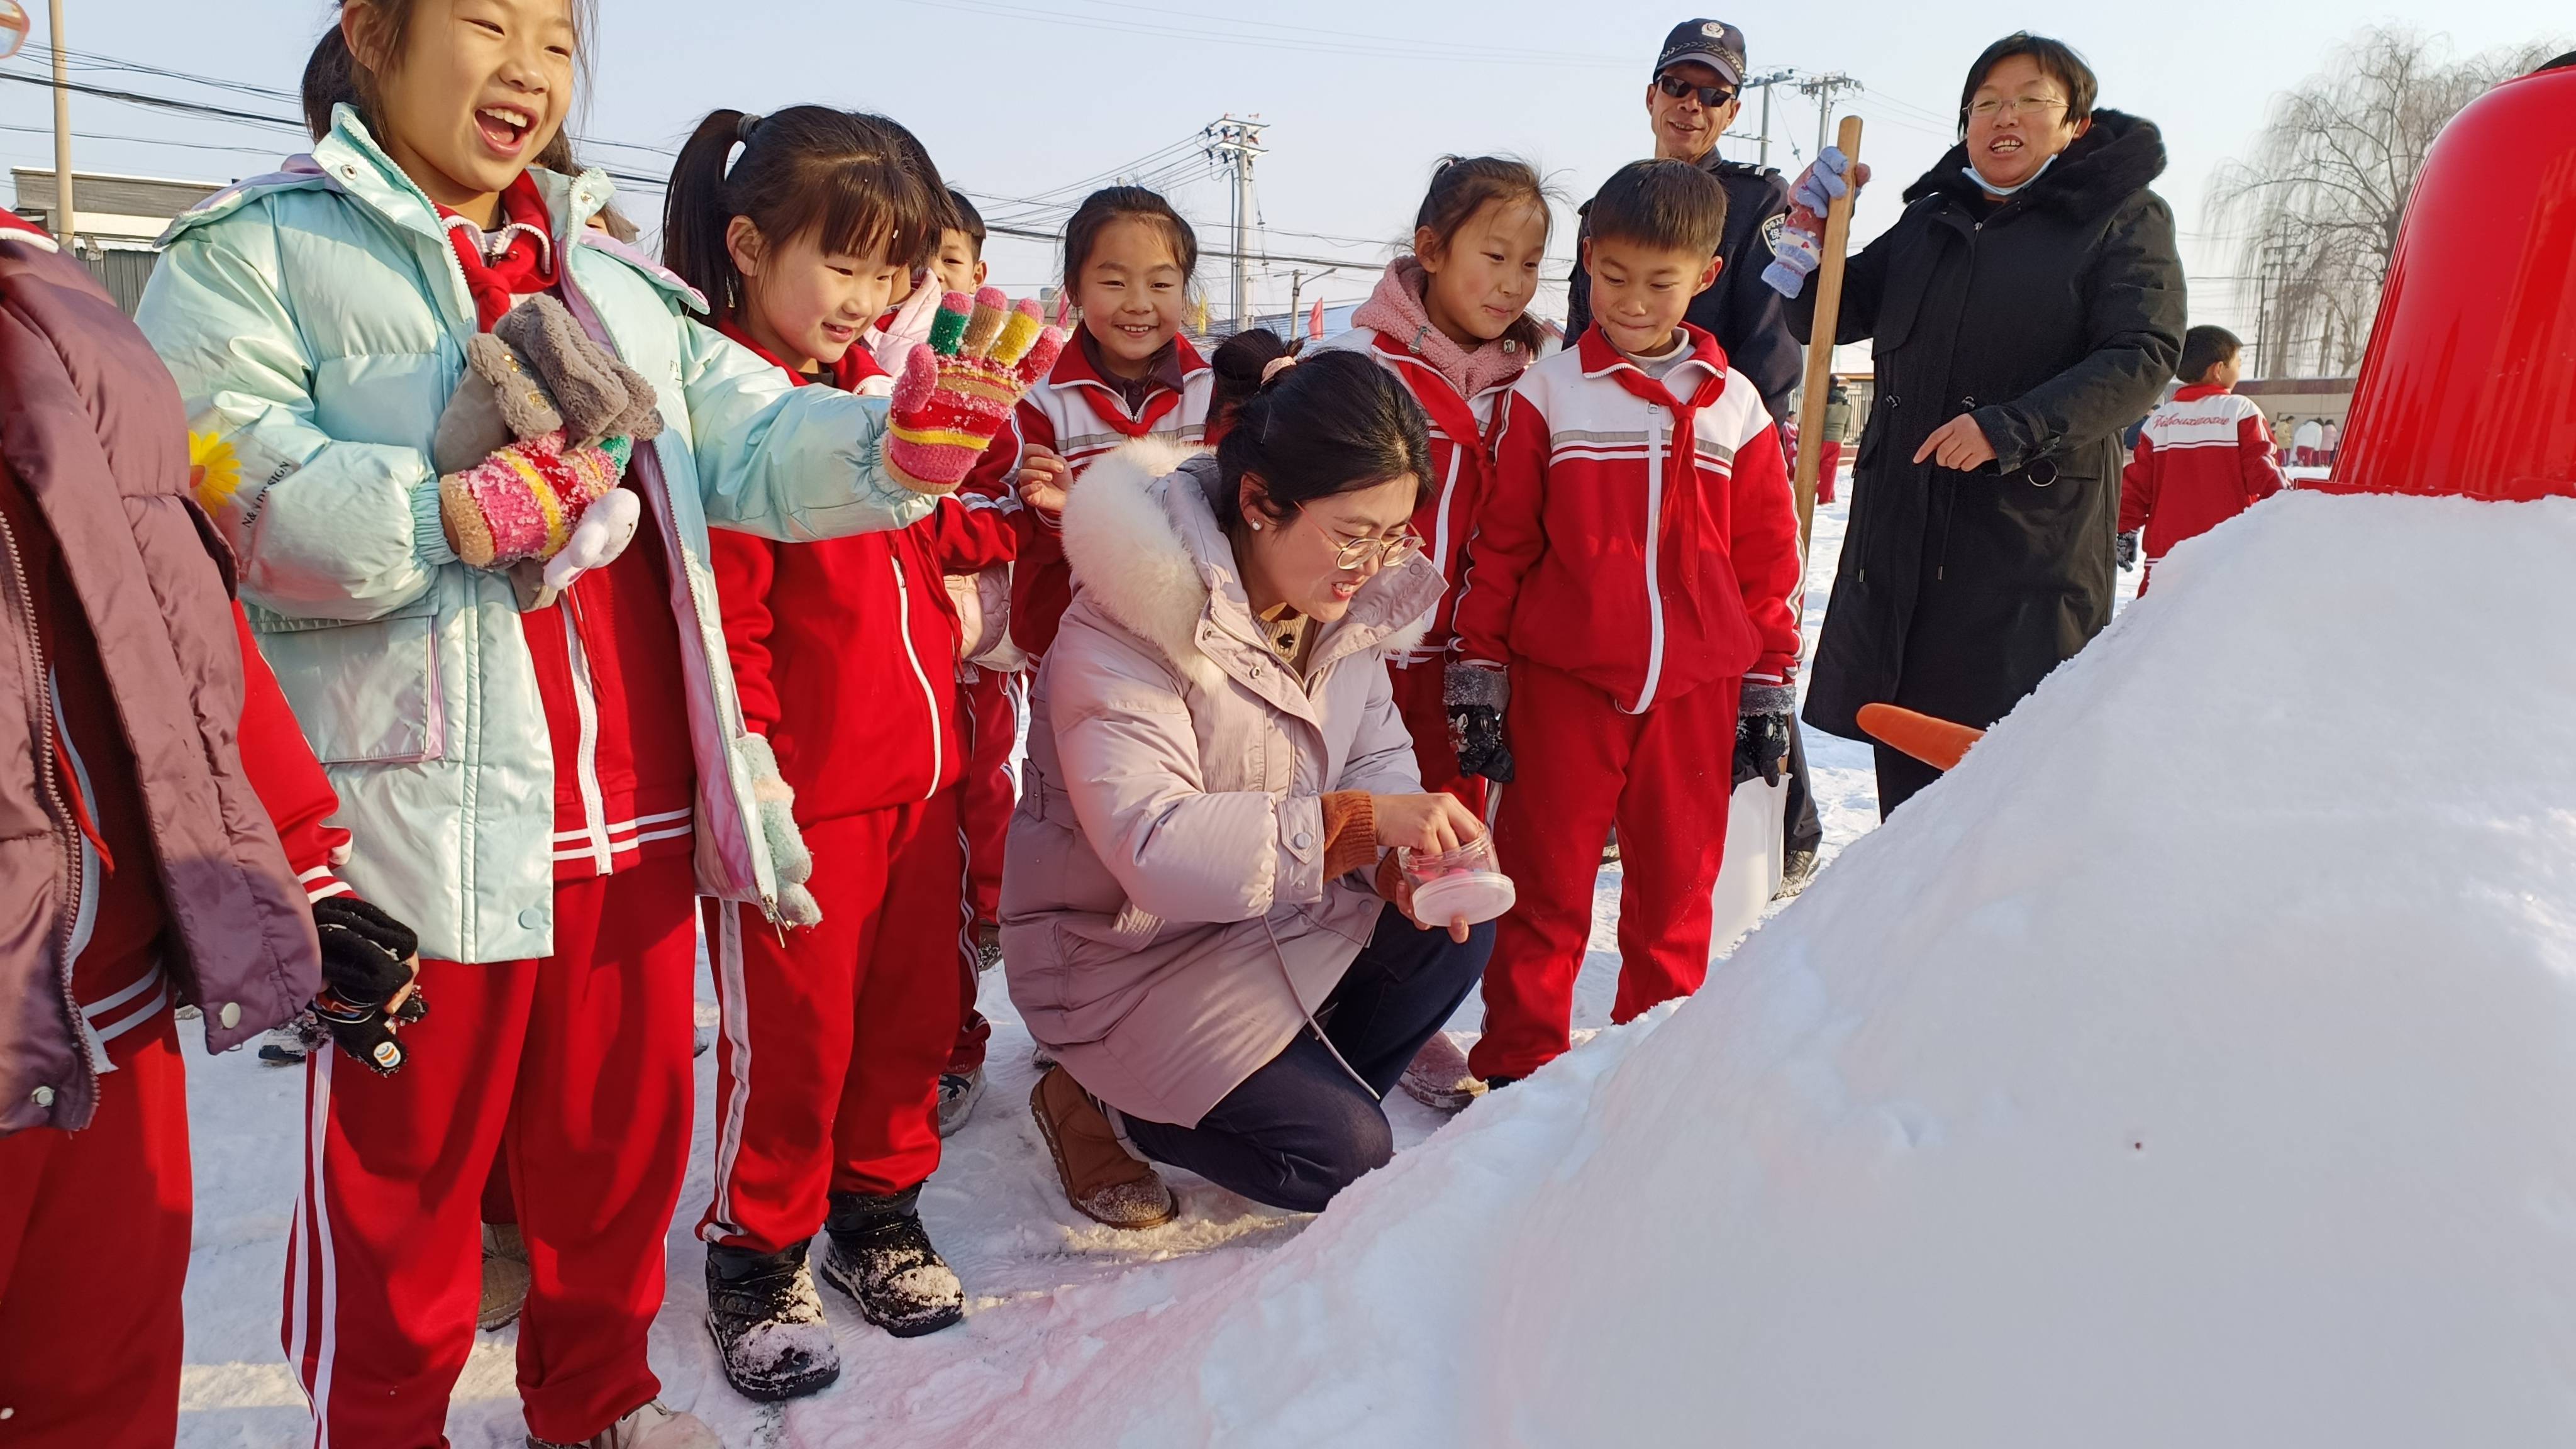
left=1564, top=18, right=1823, bottom=891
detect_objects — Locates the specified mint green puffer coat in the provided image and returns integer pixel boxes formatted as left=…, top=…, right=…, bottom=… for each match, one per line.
left=136, top=108, right=935, bottom=963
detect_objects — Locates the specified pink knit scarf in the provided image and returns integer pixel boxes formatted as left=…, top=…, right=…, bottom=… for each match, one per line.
left=1350, top=257, right=1530, bottom=400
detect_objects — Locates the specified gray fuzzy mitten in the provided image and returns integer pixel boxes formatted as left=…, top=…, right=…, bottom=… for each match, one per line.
left=494, top=295, right=666, bottom=449
left=432, top=332, right=562, bottom=474
left=738, top=732, right=822, bottom=929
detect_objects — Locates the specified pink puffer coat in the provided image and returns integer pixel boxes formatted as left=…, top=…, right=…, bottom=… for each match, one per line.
left=1000, top=439, right=1441, bottom=1128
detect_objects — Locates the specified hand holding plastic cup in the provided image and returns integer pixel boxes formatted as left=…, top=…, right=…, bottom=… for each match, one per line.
left=1398, top=833, right=1516, bottom=936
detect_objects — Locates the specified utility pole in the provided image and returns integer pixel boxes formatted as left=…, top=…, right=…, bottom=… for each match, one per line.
left=1740, top=69, right=1794, bottom=170
left=1796, top=73, right=1860, bottom=169
left=47, top=0, right=72, bottom=244
left=1204, top=116, right=1267, bottom=326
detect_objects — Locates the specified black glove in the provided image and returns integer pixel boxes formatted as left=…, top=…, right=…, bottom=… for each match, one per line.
left=1444, top=661, right=1516, bottom=784
left=312, top=896, right=425, bottom=1075
left=1732, top=682, right=1797, bottom=789
left=2116, top=530, right=2141, bottom=572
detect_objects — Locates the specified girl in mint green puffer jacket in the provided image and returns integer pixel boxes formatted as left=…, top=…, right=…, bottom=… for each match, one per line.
left=131, top=6, right=1016, bottom=1444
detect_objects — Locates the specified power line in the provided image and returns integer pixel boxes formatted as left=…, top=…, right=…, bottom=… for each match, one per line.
left=894, top=0, right=1636, bottom=69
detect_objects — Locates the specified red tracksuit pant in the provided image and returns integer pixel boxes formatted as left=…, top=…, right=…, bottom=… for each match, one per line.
left=0, top=1012, right=189, bottom=1448
left=700, top=793, right=967, bottom=1255
left=1388, top=657, right=1489, bottom=818
left=283, top=857, right=697, bottom=1448
left=952, top=667, right=1023, bottom=1074
left=1469, top=662, right=1743, bottom=1083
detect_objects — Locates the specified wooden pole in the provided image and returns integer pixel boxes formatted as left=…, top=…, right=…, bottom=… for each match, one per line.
left=1792, top=114, right=1863, bottom=555
left=47, top=0, right=72, bottom=244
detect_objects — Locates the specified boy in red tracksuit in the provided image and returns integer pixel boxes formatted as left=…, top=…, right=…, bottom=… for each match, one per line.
left=2119, top=325, right=2284, bottom=592
left=703, top=321, right=1016, bottom=1382
left=1448, top=160, right=1802, bottom=1087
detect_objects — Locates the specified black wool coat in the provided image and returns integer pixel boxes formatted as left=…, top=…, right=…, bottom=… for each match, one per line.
left=1790, top=110, right=2185, bottom=743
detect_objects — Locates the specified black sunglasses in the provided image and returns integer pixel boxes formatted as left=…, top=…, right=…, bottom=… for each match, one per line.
left=1656, top=72, right=1738, bottom=108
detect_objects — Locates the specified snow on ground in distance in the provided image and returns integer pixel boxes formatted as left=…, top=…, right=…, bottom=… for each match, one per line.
left=169, top=478, right=2132, bottom=1447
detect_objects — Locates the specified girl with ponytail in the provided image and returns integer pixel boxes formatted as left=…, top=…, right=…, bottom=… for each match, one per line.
left=135, top=5, right=1043, bottom=1445
left=660, top=104, right=1021, bottom=1402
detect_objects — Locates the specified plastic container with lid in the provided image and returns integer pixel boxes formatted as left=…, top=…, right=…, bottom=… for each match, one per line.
left=1399, top=836, right=1517, bottom=927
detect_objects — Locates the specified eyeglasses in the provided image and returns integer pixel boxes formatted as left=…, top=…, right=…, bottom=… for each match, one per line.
left=1967, top=95, right=2070, bottom=121
left=1301, top=512, right=1421, bottom=571
left=1656, top=73, right=1738, bottom=109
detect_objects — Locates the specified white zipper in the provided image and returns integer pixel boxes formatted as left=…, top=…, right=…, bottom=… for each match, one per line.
left=560, top=601, right=612, bottom=873
left=890, top=554, right=944, bottom=801
left=1634, top=404, right=1668, bottom=715
left=1431, top=444, right=1462, bottom=618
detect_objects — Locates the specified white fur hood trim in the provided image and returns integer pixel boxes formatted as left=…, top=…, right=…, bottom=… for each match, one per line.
left=1060, top=438, right=1436, bottom=675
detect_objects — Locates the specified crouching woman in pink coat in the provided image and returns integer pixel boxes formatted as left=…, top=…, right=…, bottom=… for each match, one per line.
left=1004, top=351, right=1494, bottom=1224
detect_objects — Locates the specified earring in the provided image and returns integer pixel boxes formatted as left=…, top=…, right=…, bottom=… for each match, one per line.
left=1248, top=519, right=1262, bottom=530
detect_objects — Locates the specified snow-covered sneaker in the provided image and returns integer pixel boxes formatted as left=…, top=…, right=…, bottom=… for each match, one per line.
left=1030, top=1066, right=1176, bottom=1230
left=1601, top=830, right=1621, bottom=864
left=1772, top=848, right=1821, bottom=901
left=1397, top=1031, right=1484, bottom=1113
left=702, top=1241, right=839, bottom=1401
left=974, top=921, right=1004, bottom=973
left=479, top=1223, right=531, bottom=1331
left=257, top=1019, right=313, bottom=1067
left=936, top=1067, right=984, bottom=1138
left=528, top=1398, right=720, bottom=1448
left=819, top=1185, right=965, bottom=1337
left=1029, top=1041, right=1057, bottom=1071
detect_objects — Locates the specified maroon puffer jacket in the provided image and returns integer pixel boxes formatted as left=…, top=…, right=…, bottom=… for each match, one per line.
left=0, top=216, right=319, bottom=1135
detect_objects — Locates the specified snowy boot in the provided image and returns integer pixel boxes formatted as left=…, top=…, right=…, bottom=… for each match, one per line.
left=702, top=1241, right=840, bottom=1401
left=936, top=1065, right=985, bottom=1138
left=819, top=1185, right=965, bottom=1338
left=479, top=1222, right=532, bottom=1331
left=974, top=921, right=1004, bottom=973
left=1030, top=1066, right=1177, bottom=1230
left=1398, top=1031, right=1484, bottom=1113
left=257, top=1016, right=314, bottom=1066
left=527, top=1399, right=720, bottom=1449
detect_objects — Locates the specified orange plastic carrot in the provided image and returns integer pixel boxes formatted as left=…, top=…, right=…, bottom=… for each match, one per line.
left=1856, top=703, right=1986, bottom=772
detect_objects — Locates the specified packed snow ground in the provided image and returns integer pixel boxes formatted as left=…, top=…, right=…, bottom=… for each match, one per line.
left=174, top=479, right=2149, bottom=1447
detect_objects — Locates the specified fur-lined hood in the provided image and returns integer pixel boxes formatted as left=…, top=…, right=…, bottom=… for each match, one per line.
left=1059, top=438, right=1438, bottom=683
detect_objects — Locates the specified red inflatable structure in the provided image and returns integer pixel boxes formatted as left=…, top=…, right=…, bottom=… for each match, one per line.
left=2326, top=54, right=2576, bottom=502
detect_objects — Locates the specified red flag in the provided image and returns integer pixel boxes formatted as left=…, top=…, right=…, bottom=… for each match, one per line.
left=1307, top=296, right=1328, bottom=340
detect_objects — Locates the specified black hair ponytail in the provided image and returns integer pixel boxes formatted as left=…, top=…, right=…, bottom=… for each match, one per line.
left=1214, top=349, right=1431, bottom=530
left=663, top=105, right=947, bottom=318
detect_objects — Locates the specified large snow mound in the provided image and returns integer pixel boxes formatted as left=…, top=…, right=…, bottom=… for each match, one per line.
left=940, top=493, right=2576, bottom=1448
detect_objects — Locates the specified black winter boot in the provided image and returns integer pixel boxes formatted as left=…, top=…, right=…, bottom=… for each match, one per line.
left=703, top=1241, right=839, bottom=1402
left=820, top=1185, right=965, bottom=1338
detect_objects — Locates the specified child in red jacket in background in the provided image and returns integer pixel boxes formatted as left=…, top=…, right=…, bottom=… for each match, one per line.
left=2119, top=325, right=2284, bottom=592
left=665, top=107, right=1013, bottom=1403
left=965, top=186, right=1213, bottom=660
left=1448, top=160, right=1802, bottom=1087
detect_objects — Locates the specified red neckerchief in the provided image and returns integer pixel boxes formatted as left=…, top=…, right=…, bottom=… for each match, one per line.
left=1373, top=333, right=1511, bottom=469
left=1065, top=328, right=1199, bottom=437
left=438, top=174, right=558, bottom=331
left=714, top=314, right=884, bottom=391
left=1581, top=320, right=1732, bottom=589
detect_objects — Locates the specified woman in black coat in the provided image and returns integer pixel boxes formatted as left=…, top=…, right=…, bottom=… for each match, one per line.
left=1787, top=33, right=2185, bottom=813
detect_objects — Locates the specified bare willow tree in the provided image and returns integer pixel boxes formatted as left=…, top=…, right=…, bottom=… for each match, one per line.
left=2209, top=28, right=2563, bottom=377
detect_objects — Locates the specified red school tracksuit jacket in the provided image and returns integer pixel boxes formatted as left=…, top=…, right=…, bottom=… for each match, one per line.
left=1323, top=314, right=1526, bottom=816
left=699, top=328, right=1016, bottom=1254
left=2118, top=382, right=2285, bottom=592
left=284, top=178, right=711, bottom=1449
left=962, top=330, right=1213, bottom=660
left=1452, top=323, right=1802, bottom=1084
left=0, top=455, right=352, bottom=1448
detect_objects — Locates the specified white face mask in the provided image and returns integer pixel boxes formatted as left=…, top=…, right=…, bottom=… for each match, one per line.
left=1968, top=153, right=2058, bottom=198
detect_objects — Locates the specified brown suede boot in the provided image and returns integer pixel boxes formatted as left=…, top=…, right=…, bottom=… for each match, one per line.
left=1030, top=1067, right=1177, bottom=1230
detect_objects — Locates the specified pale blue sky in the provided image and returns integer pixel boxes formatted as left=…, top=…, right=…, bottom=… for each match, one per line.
left=4, top=0, right=2565, bottom=340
